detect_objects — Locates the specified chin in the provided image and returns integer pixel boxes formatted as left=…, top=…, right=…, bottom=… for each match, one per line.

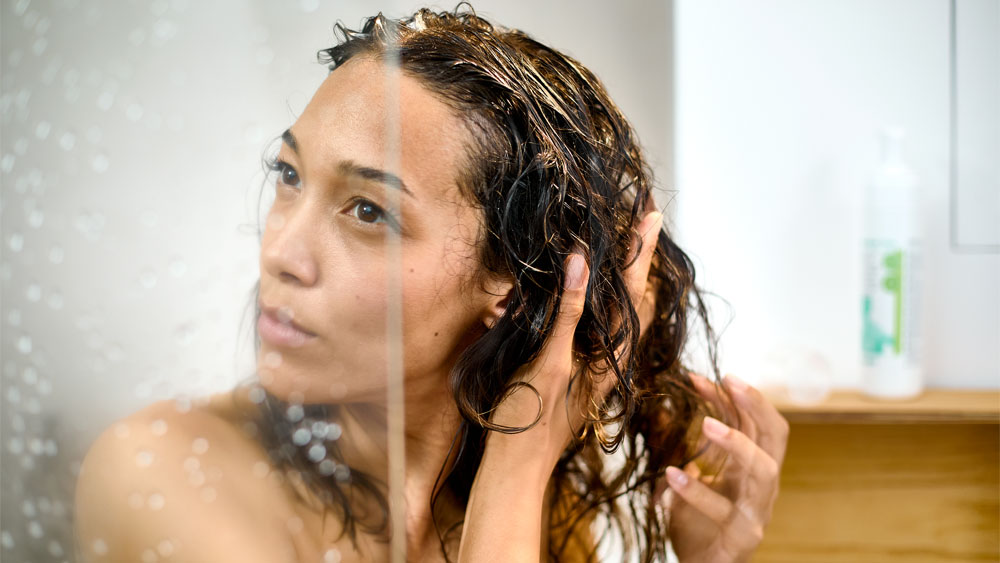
left=257, top=366, right=387, bottom=406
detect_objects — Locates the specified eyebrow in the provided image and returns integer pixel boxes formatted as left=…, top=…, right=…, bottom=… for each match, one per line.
left=282, top=129, right=414, bottom=198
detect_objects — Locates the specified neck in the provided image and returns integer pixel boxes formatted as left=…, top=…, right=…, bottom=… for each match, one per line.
left=335, top=380, right=466, bottom=556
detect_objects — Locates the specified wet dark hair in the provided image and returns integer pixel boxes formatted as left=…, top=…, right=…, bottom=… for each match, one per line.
left=243, top=6, right=729, bottom=562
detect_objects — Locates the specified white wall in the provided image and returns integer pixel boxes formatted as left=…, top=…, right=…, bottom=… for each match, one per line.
left=674, top=0, right=999, bottom=392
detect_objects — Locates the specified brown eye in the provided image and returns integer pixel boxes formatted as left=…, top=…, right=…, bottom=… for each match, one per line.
left=350, top=200, right=385, bottom=224
left=269, top=160, right=300, bottom=188
left=281, top=166, right=299, bottom=186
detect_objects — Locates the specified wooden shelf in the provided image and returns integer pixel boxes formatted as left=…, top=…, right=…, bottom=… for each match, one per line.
left=763, top=388, right=1000, bottom=423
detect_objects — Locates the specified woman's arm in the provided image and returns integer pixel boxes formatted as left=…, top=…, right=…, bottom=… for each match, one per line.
left=458, top=212, right=663, bottom=562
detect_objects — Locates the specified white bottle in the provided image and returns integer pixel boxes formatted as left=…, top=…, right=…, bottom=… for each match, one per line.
left=861, top=127, right=924, bottom=399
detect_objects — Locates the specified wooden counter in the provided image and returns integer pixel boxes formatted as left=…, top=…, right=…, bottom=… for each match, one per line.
left=754, top=389, right=1000, bottom=563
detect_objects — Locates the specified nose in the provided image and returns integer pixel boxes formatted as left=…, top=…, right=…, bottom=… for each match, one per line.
left=260, top=204, right=319, bottom=287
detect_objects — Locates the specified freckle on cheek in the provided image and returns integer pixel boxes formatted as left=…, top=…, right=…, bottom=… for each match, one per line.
left=434, top=332, right=439, bottom=337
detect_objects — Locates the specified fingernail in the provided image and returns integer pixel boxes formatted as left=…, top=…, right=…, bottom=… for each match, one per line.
left=725, top=374, right=749, bottom=392
left=565, top=254, right=586, bottom=290
left=666, top=466, right=688, bottom=488
left=702, top=416, right=729, bottom=439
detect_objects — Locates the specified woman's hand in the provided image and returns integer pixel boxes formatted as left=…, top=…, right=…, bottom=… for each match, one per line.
left=662, top=373, right=790, bottom=563
left=458, top=210, right=663, bottom=562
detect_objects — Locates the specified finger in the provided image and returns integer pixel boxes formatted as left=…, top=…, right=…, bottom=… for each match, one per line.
left=723, top=374, right=790, bottom=467
left=689, top=373, right=748, bottom=437
left=664, top=466, right=733, bottom=524
left=544, top=253, right=589, bottom=354
left=624, top=211, right=663, bottom=304
left=701, top=416, right=781, bottom=518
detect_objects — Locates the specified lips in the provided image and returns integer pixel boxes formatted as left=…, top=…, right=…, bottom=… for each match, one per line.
left=258, top=302, right=318, bottom=347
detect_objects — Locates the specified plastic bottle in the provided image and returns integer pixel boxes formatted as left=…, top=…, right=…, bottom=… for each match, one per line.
left=861, top=127, right=924, bottom=399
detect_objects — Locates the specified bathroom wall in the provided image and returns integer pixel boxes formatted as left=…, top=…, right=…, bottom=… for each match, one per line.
left=674, top=0, right=999, bottom=392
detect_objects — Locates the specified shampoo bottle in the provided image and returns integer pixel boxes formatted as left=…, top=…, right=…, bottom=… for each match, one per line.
left=861, top=127, right=924, bottom=399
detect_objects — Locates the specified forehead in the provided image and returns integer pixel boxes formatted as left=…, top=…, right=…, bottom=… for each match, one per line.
left=291, top=56, right=472, bottom=202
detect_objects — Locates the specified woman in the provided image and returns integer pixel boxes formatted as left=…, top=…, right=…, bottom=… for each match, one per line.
left=75, top=7, right=787, bottom=562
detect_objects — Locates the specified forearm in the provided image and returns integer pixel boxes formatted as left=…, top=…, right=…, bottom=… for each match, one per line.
left=458, top=430, right=556, bottom=562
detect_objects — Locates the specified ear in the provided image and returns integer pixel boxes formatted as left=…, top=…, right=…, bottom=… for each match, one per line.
left=480, top=275, right=514, bottom=330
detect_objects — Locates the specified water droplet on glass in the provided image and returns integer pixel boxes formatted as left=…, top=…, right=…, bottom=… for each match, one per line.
left=323, top=547, right=342, bottom=563
left=147, top=492, right=165, bottom=510
left=126, top=103, right=144, bottom=122
left=34, top=120, right=50, bottom=139
left=300, top=0, right=319, bottom=13
left=8, top=233, right=24, bottom=252
left=141, top=548, right=158, bottom=563
left=318, top=459, right=335, bottom=476
left=59, top=132, right=75, bottom=150
left=37, top=377, right=51, bottom=395
left=13, top=0, right=30, bottom=16
left=47, top=291, right=63, bottom=310
left=310, top=421, right=327, bottom=439
left=191, top=437, right=209, bottom=455
left=22, top=366, right=37, bottom=385
left=25, top=397, right=41, bottom=414
left=307, top=444, right=326, bottom=462
left=128, top=491, right=144, bottom=509
left=27, top=207, right=43, bottom=227
left=199, top=486, right=217, bottom=502
left=92, top=538, right=108, bottom=555
left=44, top=439, right=57, bottom=456
left=1, top=530, right=14, bottom=549
left=187, top=470, right=205, bottom=486
left=97, top=90, right=114, bottom=111
left=0, top=154, right=14, bottom=174
left=92, top=153, right=109, bottom=173
left=285, top=405, right=304, bottom=422
left=247, top=386, right=265, bottom=404
left=174, top=396, right=192, bottom=413
left=36, top=17, right=51, bottom=35
left=14, top=138, right=28, bottom=155
left=334, top=464, right=350, bottom=482
left=26, top=283, right=42, bottom=302
left=6, top=386, right=21, bottom=404
left=7, top=309, right=21, bottom=327
left=150, top=419, right=168, bottom=436
left=28, top=520, right=43, bottom=538
left=326, top=423, right=342, bottom=441
left=168, top=258, right=186, bottom=277
left=139, top=268, right=157, bottom=289
left=22, top=499, right=37, bottom=517
left=292, top=428, right=311, bottom=446
left=182, top=456, right=199, bottom=472
left=47, top=245, right=64, bottom=265
left=32, top=37, right=47, bottom=55
left=252, top=461, right=269, bottom=478
left=16, top=335, right=32, bottom=354
left=152, top=19, right=177, bottom=40
left=8, top=439, right=25, bottom=458
left=136, top=450, right=155, bottom=467
left=264, top=351, right=282, bottom=368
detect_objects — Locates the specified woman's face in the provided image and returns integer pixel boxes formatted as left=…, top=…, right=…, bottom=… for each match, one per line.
left=257, top=56, right=502, bottom=404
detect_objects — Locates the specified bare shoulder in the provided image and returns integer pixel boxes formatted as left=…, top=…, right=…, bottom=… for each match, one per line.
left=74, top=392, right=298, bottom=562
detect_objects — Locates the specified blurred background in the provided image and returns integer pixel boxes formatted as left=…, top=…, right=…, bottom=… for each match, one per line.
left=1, top=0, right=996, bottom=561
